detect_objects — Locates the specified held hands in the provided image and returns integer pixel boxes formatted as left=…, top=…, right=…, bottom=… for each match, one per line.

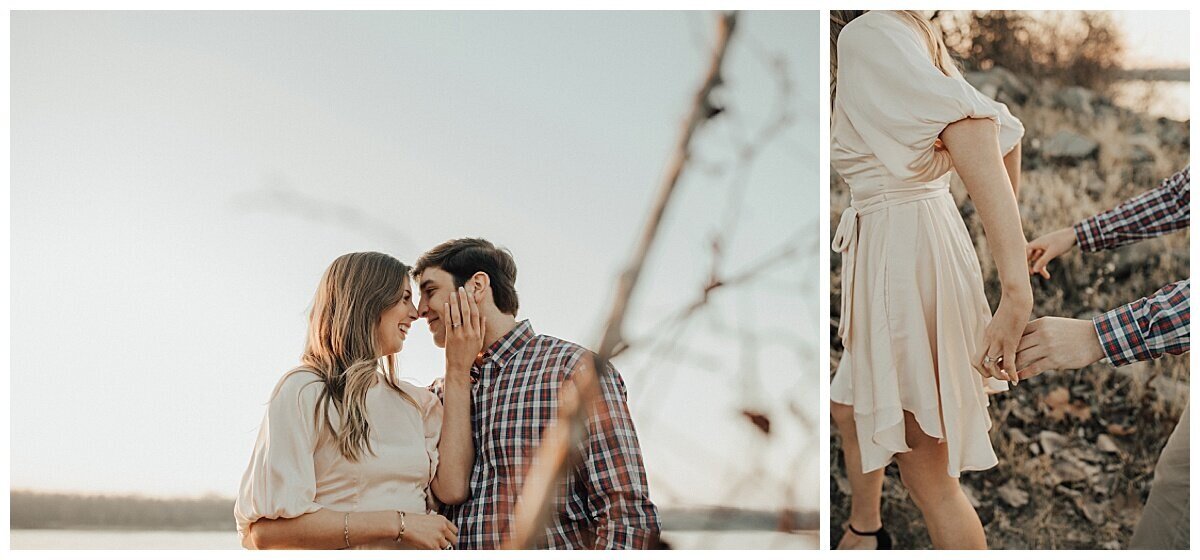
left=1014, top=317, right=1105, bottom=380
left=1027, top=227, right=1077, bottom=279
left=444, top=285, right=486, bottom=378
left=973, top=294, right=1033, bottom=385
left=399, top=512, right=458, bottom=550
left=1014, top=227, right=1103, bottom=380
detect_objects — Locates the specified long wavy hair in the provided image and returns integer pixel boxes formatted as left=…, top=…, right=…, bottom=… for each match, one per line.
left=283, top=251, right=416, bottom=462
left=831, top=10, right=956, bottom=103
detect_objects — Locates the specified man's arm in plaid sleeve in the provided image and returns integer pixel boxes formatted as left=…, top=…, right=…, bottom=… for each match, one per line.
left=1093, top=279, right=1190, bottom=367
left=573, top=360, right=660, bottom=549
left=1074, top=166, right=1190, bottom=252
left=429, top=377, right=445, bottom=400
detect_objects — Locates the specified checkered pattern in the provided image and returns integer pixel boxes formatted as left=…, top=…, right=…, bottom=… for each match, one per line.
left=1074, top=166, right=1190, bottom=252
left=1094, top=280, right=1190, bottom=367
left=430, top=320, right=659, bottom=549
left=1075, top=166, right=1190, bottom=367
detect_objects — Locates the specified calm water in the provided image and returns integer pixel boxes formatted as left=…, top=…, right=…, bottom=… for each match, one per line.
left=1112, top=80, right=1189, bottom=121
left=11, top=530, right=241, bottom=550
left=10, top=529, right=818, bottom=550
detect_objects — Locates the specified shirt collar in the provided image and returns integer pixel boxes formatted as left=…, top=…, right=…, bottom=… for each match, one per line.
left=478, top=319, right=535, bottom=370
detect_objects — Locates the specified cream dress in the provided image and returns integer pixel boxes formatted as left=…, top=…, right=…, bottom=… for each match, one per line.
left=830, top=11, right=1023, bottom=477
left=234, top=369, right=442, bottom=549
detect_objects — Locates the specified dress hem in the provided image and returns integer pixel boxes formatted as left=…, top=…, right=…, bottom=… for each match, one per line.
left=836, top=396, right=999, bottom=478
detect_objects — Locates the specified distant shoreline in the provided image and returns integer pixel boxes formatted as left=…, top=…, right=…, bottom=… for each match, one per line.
left=1116, top=68, right=1189, bottom=82
left=10, top=491, right=234, bottom=532
left=11, top=524, right=231, bottom=533
left=11, top=491, right=818, bottom=532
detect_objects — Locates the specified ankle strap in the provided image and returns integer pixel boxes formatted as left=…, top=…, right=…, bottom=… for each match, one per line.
left=847, top=523, right=883, bottom=536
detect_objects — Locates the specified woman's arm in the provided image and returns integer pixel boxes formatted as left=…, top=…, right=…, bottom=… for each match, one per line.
left=1003, top=142, right=1021, bottom=199
left=247, top=509, right=399, bottom=550
left=941, top=117, right=1033, bottom=383
left=430, top=285, right=483, bottom=505
left=249, top=509, right=460, bottom=550
left=431, top=372, right=474, bottom=504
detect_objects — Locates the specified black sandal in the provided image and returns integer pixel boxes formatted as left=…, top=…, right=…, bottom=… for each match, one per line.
left=847, top=523, right=892, bottom=550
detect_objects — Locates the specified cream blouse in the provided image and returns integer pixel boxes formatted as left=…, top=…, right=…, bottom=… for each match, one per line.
left=234, top=369, right=441, bottom=549
left=832, top=10, right=1024, bottom=187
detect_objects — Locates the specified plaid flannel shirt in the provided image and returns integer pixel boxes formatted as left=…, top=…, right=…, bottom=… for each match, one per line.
left=1074, top=166, right=1190, bottom=366
left=430, top=320, right=660, bottom=549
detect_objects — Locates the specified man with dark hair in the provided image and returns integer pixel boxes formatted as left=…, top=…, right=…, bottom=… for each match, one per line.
left=414, top=238, right=660, bottom=549
left=413, top=238, right=520, bottom=316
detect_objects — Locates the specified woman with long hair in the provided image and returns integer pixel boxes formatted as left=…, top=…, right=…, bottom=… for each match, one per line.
left=234, top=251, right=485, bottom=549
left=829, top=11, right=1028, bottom=549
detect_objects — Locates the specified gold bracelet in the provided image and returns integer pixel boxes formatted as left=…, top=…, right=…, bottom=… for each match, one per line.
left=395, top=510, right=407, bottom=542
left=343, top=512, right=351, bottom=548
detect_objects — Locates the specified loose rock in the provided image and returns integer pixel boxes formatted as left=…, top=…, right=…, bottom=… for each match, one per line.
left=1042, top=131, right=1099, bottom=162
left=1096, top=434, right=1120, bottom=454
left=998, top=480, right=1030, bottom=508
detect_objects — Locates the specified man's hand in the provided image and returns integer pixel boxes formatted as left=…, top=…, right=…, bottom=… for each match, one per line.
left=1027, top=227, right=1077, bottom=279
left=1015, top=316, right=1106, bottom=380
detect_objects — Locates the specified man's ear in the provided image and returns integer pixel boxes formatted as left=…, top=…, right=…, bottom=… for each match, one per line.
left=468, top=272, right=491, bottom=303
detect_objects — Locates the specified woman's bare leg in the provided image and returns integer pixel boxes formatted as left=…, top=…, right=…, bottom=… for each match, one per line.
left=832, top=401, right=886, bottom=549
left=893, top=411, right=987, bottom=549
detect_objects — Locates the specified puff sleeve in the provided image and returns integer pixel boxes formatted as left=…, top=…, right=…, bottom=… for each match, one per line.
left=233, top=371, right=326, bottom=548
left=836, top=13, right=1024, bottom=182
left=418, top=385, right=442, bottom=485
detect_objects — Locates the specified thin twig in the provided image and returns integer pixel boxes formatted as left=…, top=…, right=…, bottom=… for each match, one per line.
left=502, top=11, right=739, bottom=549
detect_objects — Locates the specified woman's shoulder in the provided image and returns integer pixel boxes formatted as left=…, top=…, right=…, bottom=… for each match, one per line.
left=842, top=11, right=900, bottom=33
left=839, top=11, right=918, bottom=54
left=268, top=368, right=325, bottom=404
left=852, top=10, right=909, bottom=31
left=393, top=378, right=441, bottom=413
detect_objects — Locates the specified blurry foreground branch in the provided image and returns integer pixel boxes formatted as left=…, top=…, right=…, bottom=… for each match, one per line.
left=503, top=11, right=739, bottom=549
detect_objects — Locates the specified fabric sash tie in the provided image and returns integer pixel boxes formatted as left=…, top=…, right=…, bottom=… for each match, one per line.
left=832, top=188, right=952, bottom=346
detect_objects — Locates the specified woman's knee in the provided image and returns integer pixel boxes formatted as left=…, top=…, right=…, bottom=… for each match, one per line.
left=831, top=401, right=856, bottom=430
left=894, top=452, right=958, bottom=508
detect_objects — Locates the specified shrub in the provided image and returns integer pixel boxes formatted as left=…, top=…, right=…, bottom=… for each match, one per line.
left=934, top=11, right=1125, bottom=93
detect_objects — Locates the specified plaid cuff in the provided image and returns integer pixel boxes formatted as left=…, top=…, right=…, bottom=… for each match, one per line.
left=1093, top=305, right=1150, bottom=367
left=1074, top=216, right=1108, bottom=253
left=1093, top=280, right=1190, bottom=367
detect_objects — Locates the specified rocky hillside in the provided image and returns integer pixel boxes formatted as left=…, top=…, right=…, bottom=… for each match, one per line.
left=830, top=67, right=1190, bottom=549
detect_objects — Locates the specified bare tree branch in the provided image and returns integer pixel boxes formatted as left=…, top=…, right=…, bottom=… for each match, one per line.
left=230, top=176, right=416, bottom=253
left=502, top=11, right=739, bottom=550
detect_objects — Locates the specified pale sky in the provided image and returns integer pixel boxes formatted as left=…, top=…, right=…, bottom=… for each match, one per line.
left=1113, top=11, right=1189, bottom=69
left=9, top=11, right=820, bottom=512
